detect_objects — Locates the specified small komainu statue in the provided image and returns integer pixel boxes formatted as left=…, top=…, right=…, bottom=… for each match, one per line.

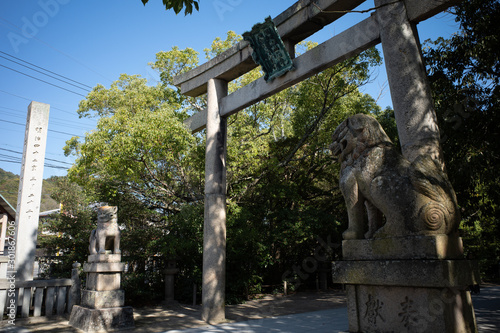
left=330, top=114, right=460, bottom=240
left=89, top=206, right=121, bottom=254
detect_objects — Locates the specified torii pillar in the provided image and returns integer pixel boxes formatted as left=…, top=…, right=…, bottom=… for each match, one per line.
left=202, top=78, right=228, bottom=324
left=375, top=0, right=444, bottom=167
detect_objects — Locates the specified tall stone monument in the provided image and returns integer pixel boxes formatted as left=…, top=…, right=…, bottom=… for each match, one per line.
left=14, top=101, right=49, bottom=281
left=69, top=206, right=134, bottom=332
left=330, top=114, right=479, bottom=333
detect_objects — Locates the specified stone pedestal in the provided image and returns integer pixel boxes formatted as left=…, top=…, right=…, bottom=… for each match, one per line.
left=69, top=250, right=134, bottom=332
left=69, top=305, right=134, bottom=332
left=332, top=235, right=479, bottom=333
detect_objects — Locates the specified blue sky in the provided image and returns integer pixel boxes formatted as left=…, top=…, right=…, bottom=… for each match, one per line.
left=0, top=0, right=460, bottom=179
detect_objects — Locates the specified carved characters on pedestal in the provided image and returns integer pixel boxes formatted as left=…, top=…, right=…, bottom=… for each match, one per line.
left=89, top=206, right=121, bottom=255
left=330, top=114, right=460, bottom=239
left=365, top=294, right=385, bottom=326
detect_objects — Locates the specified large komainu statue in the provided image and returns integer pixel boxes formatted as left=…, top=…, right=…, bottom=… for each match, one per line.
left=89, top=206, right=121, bottom=254
left=330, top=114, right=460, bottom=240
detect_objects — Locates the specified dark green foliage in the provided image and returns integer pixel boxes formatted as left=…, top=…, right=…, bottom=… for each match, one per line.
left=37, top=177, right=95, bottom=278
left=423, top=0, right=500, bottom=281
left=52, top=35, right=386, bottom=304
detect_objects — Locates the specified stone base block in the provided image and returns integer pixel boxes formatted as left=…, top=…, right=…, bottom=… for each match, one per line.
left=82, top=290, right=124, bottom=309
left=84, top=262, right=125, bottom=273
left=87, top=272, right=121, bottom=291
left=88, top=254, right=121, bottom=263
left=69, top=305, right=134, bottom=332
left=342, top=235, right=464, bottom=260
left=333, top=258, right=479, bottom=332
left=332, top=260, right=480, bottom=288
left=345, top=284, right=477, bottom=333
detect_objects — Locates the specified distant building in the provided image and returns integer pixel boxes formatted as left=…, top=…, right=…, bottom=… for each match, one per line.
left=0, top=194, right=63, bottom=277
left=0, top=193, right=16, bottom=255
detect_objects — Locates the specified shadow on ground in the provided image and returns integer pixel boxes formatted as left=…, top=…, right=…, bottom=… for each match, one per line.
left=6, top=290, right=346, bottom=332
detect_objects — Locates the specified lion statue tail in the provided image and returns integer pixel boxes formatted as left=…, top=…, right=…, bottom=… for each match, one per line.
left=409, top=155, right=460, bottom=234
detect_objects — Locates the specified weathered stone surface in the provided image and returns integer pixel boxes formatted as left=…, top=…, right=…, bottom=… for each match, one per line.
left=346, top=285, right=477, bottom=333
left=69, top=305, right=134, bottom=332
left=86, top=272, right=121, bottom=291
left=84, top=262, right=125, bottom=273
left=375, top=0, right=444, bottom=167
left=342, top=235, right=464, bottom=260
left=14, top=101, right=50, bottom=281
left=68, top=263, right=82, bottom=312
left=202, top=78, right=228, bottom=325
left=330, top=114, right=460, bottom=240
left=88, top=254, right=122, bottom=263
left=82, top=290, right=124, bottom=309
left=332, top=260, right=480, bottom=288
left=202, top=193, right=227, bottom=324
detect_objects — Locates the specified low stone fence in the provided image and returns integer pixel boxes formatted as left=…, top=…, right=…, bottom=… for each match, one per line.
left=0, top=263, right=81, bottom=321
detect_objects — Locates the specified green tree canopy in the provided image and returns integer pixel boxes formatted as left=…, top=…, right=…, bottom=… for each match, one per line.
left=423, top=0, right=500, bottom=279
left=61, top=31, right=385, bottom=302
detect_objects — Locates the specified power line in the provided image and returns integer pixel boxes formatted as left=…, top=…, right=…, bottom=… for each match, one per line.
left=0, top=54, right=90, bottom=92
left=49, top=128, right=81, bottom=137
left=0, top=88, right=32, bottom=101
left=0, top=16, right=113, bottom=84
left=0, top=64, right=87, bottom=97
left=51, top=106, right=78, bottom=116
left=0, top=51, right=93, bottom=90
left=0, top=109, right=90, bottom=131
left=1, top=143, right=69, bottom=158
left=0, top=119, right=80, bottom=137
left=0, top=148, right=22, bottom=155
left=0, top=148, right=73, bottom=166
left=0, top=89, right=99, bottom=125
left=0, top=159, right=68, bottom=170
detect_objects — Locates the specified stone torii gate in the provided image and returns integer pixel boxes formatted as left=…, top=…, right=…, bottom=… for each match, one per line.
left=173, top=0, right=461, bottom=325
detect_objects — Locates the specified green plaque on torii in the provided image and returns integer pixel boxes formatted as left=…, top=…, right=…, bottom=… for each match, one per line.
left=243, top=16, right=294, bottom=82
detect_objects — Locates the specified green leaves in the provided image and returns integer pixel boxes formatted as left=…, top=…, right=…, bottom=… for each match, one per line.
left=141, top=0, right=200, bottom=15
left=423, top=0, right=500, bottom=280
left=64, top=29, right=386, bottom=300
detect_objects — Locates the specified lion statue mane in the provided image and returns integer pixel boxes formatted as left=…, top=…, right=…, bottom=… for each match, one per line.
left=330, top=114, right=460, bottom=239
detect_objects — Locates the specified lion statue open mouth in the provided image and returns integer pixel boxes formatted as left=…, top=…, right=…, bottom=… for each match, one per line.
left=330, top=114, right=460, bottom=240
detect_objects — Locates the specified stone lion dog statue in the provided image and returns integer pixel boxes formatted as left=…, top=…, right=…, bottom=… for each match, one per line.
left=89, top=206, right=121, bottom=254
left=330, top=114, right=460, bottom=239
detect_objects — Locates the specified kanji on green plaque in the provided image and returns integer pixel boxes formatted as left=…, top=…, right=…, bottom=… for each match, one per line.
left=243, top=16, right=294, bottom=82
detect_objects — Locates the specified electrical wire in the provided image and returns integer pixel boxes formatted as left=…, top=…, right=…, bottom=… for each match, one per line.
left=0, top=63, right=87, bottom=97
left=0, top=119, right=80, bottom=137
left=0, top=107, right=89, bottom=129
left=0, top=51, right=93, bottom=90
left=0, top=148, right=73, bottom=167
left=0, top=90, right=99, bottom=126
left=0, top=16, right=113, bottom=84
left=0, top=54, right=90, bottom=91
left=0, top=159, right=68, bottom=170
left=0, top=88, right=32, bottom=102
